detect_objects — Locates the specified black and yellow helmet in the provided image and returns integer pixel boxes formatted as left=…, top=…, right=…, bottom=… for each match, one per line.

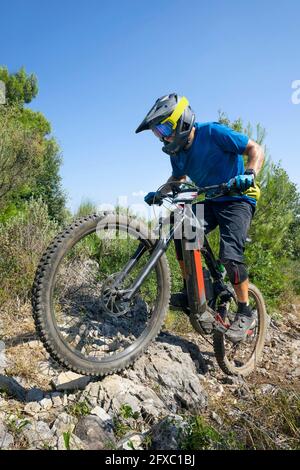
left=135, top=93, right=195, bottom=156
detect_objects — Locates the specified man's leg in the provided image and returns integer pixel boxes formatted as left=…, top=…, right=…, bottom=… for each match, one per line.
left=221, top=259, right=249, bottom=302
left=214, top=200, right=256, bottom=342
left=233, top=278, right=249, bottom=303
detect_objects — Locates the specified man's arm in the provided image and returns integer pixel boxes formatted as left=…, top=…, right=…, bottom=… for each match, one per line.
left=244, top=139, right=264, bottom=176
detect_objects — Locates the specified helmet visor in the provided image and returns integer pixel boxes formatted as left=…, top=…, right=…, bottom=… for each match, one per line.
left=151, top=121, right=175, bottom=139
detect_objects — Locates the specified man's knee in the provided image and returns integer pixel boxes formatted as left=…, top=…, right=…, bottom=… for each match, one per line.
left=223, top=260, right=248, bottom=285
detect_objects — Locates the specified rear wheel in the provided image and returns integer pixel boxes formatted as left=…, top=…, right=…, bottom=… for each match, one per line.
left=32, top=213, right=171, bottom=377
left=213, top=283, right=268, bottom=376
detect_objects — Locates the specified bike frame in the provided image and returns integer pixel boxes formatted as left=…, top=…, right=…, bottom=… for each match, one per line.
left=115, top=195, right=234, bottom=318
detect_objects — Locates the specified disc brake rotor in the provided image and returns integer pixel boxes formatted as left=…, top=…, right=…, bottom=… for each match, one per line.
left=100, top=272, right=132, bottom=317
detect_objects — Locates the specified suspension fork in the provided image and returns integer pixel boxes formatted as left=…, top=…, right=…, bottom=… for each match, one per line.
left=121, top=237, right=171, bottom=302
left=112, top=215, right=176, bottom=303
left=109, top=242, right=149, bottom=289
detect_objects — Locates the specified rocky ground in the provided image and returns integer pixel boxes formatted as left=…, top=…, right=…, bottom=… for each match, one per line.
left=0, top=301, right=299, bottom=450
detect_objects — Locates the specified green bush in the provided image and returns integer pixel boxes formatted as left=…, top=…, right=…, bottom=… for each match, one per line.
left=180, top=415, right=243, bottom=450
left=0, top=198, right=58, bottom=304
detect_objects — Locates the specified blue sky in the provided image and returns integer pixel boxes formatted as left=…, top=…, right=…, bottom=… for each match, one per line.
left=0, top=0, right=299, bottom=213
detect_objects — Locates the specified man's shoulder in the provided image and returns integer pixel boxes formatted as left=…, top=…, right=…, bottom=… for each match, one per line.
left=195, top=121, right=215, bottom=129
left=195, top=121, right=224, bottom=133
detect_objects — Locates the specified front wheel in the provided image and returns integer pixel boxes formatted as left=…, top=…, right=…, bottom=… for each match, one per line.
left=213, top=283, right=268, bottom=377
left=32, top=213, right=171, bottom=377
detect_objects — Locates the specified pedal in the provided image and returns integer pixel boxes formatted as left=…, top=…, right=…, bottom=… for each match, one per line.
left=214, top=313, right=230, bottom=334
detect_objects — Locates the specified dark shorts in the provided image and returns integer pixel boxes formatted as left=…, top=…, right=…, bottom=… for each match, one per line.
left=195, top=199, right=255, bottom=264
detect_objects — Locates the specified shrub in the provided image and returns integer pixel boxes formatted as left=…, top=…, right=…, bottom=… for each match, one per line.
left=0, top=198, right=58, bottom=304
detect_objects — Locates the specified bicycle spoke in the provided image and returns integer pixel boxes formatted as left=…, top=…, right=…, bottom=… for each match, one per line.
left=51, top=226, right=159, bottom=363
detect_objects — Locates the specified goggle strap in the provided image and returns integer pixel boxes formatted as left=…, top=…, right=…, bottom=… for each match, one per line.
left=161, top=96, right=189, bottom=129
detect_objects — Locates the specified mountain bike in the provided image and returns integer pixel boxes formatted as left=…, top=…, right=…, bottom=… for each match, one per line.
left=32, top=181, right=267, bottom=377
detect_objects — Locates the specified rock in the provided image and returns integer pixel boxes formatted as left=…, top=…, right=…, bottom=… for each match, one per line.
left=291, top=367, right=300, bottom=378
left=86, top=396, right=98, bottom=408
left=51, top=412, right=78, bottom=435
left=52, top=396, right=63, bottom=407
left=215, top=384, right=225, bottom=398
left=21, top=421, right=56, bottom=449
left=99, top=342, right=207, bottom=417
left=24, top=402, right=42, bottom=416
left=63, top=393, right=68, bottom=406
left=234, top=387, right=251, bottom=399
left=51, top=393, right=63, bottom=408
left=38, top=361, right=58, bottom=377
left=67, top=393, right=78, bottom=402
left=26, top=388, right=44, bottom=403
left=0, top=396, right=7, bottom=409
left=141, top=399, right=164, bottom=424
left=0, top=341, right=9, bottom=371
left=0, top=422, right=14, bottom=449
left=74, top=416, right=116, bottom=450
left=52, top=372, right=90, bottom=391
left=38, top=411, right=51, bottom=422
left=0, top=375, right=26, bottom=401
left=39, top=398, right=53, bottom=410
left=57, top=433, right=86, bottom=450
left=210, top=411, right=223, bottom=425
left=117, top=433, right=145, bottom=450
left=290, top=304, right=299, bottom=315
left=100, top=375, right=167, bottom=417
left=128, top=342, right=208, bottom=412
left=90, top=406, right=114, bottom=430
left=27, top=340, right=41, bottom=349
left=291, top=340, right=300, bottom=361
left=150, top=415, right=189, bottom=450
left=258, top=384, right=278, bottom=395
left=85, top=381, right=101, bottom=399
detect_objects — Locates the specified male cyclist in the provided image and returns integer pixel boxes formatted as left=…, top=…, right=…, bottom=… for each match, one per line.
left=135, top=94, right=264, bottom=343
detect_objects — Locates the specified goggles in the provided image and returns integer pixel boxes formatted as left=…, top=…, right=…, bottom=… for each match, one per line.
left=152, top=121, right=175, bottom=139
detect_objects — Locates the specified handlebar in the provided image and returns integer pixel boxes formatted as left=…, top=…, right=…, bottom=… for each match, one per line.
left=155, top=180, right=233, bottom=205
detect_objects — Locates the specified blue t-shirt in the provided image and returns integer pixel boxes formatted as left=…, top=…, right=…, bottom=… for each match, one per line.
left=170, top=122, right=255, bottom=205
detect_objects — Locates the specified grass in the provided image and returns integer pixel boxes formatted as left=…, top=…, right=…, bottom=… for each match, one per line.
left=2, top=306, right=50, bottom=389
left=119, top=404, right=140, bottom=420
left=63, top=431, right=71, bottom=450
left=209, top=387, right=300, bottom=450
left=176, top=389, right=300, bottom=451
left=113, top=404, right=141, bottom=440
left=163, top=309, right=193, bottom=336
left=179, top=415, right=244, bottom=450
left=6, top=416, right=31, bottom=434
left=5, top=414, right=30, bottom=449
left=66, top=399, right=91, bottom=418
left=112, top=417, right=131, bottom=440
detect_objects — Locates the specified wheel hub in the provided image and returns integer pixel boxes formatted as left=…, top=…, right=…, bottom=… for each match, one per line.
left=100, top=273, right=131, bottom=317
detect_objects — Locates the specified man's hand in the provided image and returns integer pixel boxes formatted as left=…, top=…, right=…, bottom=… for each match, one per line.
left=228, top=173, right=255, bottom=191
left=144, top=191, right=163, bottom=206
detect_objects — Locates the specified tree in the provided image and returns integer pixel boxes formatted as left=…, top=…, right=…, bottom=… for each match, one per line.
left=217, top=112, right=300, bottom=308
left=0, top=67, right=66, bottom=223
left=0, top=106, right=44, bottom=210
left=0, top=66, right=38, bottom=105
